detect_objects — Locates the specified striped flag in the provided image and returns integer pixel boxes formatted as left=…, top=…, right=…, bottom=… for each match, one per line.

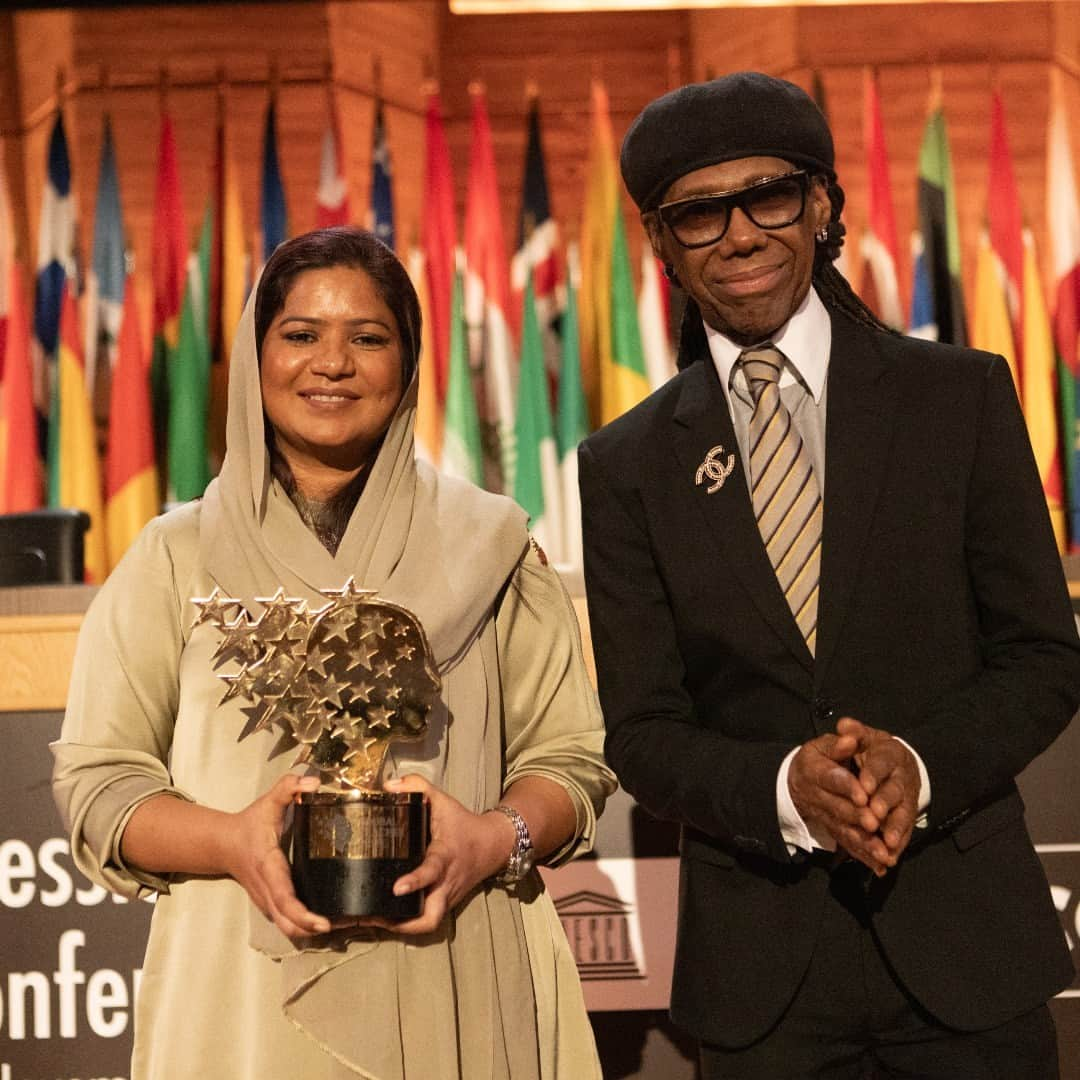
left=1020, top=229, right=1066, bottom=550
left=556, top=244, right=588, bottom=570
left=150, top=111, right=187, bottom=474
left=858, top=69, right=904, bottom=330
left=638, top=250, right=674, bottom=390
left=908, top=233, right=936, bottom=340
left=406, top=246, right=443, bottom=466
left=34, top=110, right=78, bottom=429
left=511, top=92, right=562, bottom=392
left=603, top=204, right=650, bottom=424
left=1047, top=69, right=1080, bottom=549
left=260, top=94, right=288, bottom=266
left=441, top=260, right=483, bottom=486
left=579, top=79, right=618, bottom=428
left=49, top=285, right=106, bottom=582
left=910, top=88, right=966, bottom=344
left=315, top=85, right=350, bottom=228
left=0, top=264, right=43, bottom=512
left=208, top=107, right=248, bottom=470
left=421, top=90, right=455, bottom=403
left=85, top=113, right=127, bottom=406
left=168, top=203, right=213, bottom=503
left=105, top=281, right=158, bottom=570
left=972, top=230, right=1018, bottom=388
left=464, top=84, right=517, bottom=492
left=368, top=98, right=394, bottom=250
left=514, top=269, right=562, bottom=559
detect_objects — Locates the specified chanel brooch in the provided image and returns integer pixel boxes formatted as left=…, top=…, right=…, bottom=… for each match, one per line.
left=695, top=445, right=736, bottom=494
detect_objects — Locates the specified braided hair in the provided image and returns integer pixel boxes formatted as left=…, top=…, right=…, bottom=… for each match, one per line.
left=674, top=175, right=895, bottom=368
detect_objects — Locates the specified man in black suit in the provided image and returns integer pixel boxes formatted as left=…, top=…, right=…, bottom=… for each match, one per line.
left=579, top=71, right=1080, bottom=1078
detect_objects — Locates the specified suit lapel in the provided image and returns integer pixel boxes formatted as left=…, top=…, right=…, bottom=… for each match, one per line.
left=670, top=357, right=815, bottom=673
left=814, top=313, right=898, bottom=686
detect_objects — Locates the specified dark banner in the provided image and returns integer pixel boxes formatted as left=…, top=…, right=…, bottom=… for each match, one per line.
left=2, top=708, right=1077, bottom=1079
left=0, top=710, right=152, bottom=1080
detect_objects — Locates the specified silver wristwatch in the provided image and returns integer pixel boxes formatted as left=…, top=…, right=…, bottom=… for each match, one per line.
left=493, top=804, right=534, bottom=884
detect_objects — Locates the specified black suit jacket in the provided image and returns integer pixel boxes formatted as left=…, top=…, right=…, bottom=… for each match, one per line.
left=579, top=308, right=1080, bottom=1047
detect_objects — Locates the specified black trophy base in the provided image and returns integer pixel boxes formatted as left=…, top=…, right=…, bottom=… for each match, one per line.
left=291, top=789, right=428, bottom=919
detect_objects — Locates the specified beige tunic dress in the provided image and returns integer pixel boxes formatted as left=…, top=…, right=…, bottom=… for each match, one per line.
left=53, top=292, right=615, bottom=1080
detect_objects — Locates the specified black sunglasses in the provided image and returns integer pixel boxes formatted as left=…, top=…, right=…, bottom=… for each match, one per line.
left=655, top=170, right=811, bottom=249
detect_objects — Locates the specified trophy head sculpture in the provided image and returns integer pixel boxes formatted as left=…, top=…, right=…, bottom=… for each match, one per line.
left=193, top=579, right=442, bottom=790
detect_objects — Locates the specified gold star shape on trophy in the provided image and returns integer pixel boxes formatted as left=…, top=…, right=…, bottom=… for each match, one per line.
left=213, top=613, right=262, bottom=668
left=320, top=606, right=356, bottom=645
left=345, top=638, right=379, bottom=673
left=191, top=588, right=243, bottom=629
left=358, top=610, right=391, bottom=640
left=347, top=676, right=373, bottom=706
left=321, top=578, right=378, bottom=606
left=305, top=641, right=331, bottom=678
left=220, top=662, right=260, bottom=703
left=318, top=672, right=351, bottom=711
left=366, top=703, right=396, bottom=731
left=373, top=657, right=396, bottom=681
left=395, top=642, right=416, bottom=661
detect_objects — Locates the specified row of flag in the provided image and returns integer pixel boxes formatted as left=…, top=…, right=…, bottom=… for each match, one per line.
left=2, top=70, right=1080, bottom=586
left=856, top=68, right=1080, bottom=554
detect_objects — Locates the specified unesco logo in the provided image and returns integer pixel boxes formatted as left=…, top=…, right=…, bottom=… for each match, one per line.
left=1037, top=845, right=1080, bottom=996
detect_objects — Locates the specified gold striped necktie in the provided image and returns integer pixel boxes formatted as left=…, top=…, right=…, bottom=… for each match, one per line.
left=740, top=344, right=822, bottom=655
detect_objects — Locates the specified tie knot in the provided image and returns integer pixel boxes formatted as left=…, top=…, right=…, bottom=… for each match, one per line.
left=738, top=346, right=783, bottom=400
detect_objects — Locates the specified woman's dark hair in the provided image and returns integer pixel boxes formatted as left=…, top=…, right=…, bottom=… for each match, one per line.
left=254, top=226, right=421, bottom=385
left=675, top=175, right=894, bottom=368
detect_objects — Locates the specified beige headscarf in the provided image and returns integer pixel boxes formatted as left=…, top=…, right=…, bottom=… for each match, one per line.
left=197, top=280, right=556, bottom=1078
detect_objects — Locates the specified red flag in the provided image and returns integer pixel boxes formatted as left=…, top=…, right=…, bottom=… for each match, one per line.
left=421, top=90, right=456, bottom=403
left=152, top=112, right=187, bottom=356
left=316, top=85, right=350, bottom=229
left=1047, top=69, right=1080, bottom=548
left=858, top=69, right=904, bottom=329
left=464, top=84, right=517, bottom=490
left=105, top=283, right=158, bottom=570
left=0, top=264, right=43, bottom=512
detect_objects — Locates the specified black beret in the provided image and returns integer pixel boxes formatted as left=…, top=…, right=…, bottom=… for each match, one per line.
left=620, top=71, right=836, bottom=212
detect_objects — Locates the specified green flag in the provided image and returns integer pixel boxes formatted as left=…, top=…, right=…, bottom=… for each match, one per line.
left=514, top=271, right=562, bottom=557
left=604, top=207, right=650, bottom=424
left=167, top=203, right=212, bottom=502
left=557, top=250, right=589, bottom=569
left=441, top=266, right=483, bottom=486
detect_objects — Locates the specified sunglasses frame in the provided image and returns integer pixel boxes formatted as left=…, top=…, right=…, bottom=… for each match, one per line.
left=655, top=169, right=812, bottom=249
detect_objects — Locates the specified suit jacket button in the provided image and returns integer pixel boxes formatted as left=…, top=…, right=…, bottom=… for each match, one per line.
left=811, top=697, right=838, bottom=730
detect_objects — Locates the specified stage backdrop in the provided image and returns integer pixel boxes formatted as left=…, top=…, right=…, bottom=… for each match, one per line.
left=1, top=601, right=1078, bottom=1079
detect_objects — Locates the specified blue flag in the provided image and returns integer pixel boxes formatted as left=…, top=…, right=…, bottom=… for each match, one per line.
left=261, top=98, right=288, bottom=264
left=370, top=99, right=394, bottom=249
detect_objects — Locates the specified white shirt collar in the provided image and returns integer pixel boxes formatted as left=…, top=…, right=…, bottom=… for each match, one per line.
left=705, top=286, right=831, bottom=411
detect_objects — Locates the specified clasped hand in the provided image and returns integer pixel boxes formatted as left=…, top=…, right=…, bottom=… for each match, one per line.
left=224, top=773, right=513, bottom=942
left=787, top=717, right=920, bottom=876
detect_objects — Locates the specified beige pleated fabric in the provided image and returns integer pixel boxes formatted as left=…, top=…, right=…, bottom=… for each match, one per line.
left=53, top=289, right=614, bottom=1079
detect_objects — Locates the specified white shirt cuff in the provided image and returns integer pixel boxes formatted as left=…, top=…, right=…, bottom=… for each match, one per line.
left=775, top=737, right=931, bottom=856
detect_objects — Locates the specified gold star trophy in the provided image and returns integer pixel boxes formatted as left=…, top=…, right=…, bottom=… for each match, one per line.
left=193, top=580, right=441, bottom=919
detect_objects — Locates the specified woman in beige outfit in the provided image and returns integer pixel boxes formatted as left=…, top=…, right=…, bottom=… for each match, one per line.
left=53, top=228, right=615, bottom=1080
